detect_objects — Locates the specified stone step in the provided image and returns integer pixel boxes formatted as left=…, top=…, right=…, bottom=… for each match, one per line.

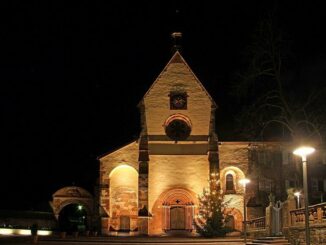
left=247, top=236, right=290, bottom=245
left=253, top=240, right=289, bottom=243
left=247, top=243, right=290, bottom=245
left=257, top=236, right=286, bottom=240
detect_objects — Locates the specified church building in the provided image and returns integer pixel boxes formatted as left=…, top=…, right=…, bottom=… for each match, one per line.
left=98, top=50, right=252, bottom=235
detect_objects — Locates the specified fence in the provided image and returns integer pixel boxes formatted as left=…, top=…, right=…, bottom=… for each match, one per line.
left=247, top=216, right=266, bottom=230
left=289, top=202, right=326, bottom=226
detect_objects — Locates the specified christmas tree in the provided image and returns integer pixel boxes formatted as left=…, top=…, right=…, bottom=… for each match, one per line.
left=196, top=171, right=230, bottom=237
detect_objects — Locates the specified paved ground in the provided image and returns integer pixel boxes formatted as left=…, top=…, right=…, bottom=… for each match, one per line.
left=0, top=236, right=246, bottom=245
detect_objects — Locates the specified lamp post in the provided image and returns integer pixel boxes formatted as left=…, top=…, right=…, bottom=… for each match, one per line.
left=293, top=146, right=315, bottom=245
left=294, top=191, right=301, bottom=209
left=239, top=178, right=250, bottom=245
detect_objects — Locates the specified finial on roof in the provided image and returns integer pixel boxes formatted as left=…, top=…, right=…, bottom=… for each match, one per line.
left=171, top=32, right=182, bottom=52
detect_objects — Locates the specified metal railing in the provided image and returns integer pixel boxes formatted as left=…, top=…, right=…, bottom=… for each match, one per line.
left=247, top=216, right=266, bottom=230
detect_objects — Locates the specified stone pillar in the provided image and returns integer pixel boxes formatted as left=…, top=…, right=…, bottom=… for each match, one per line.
left=166, top=207, right=171, bottom=230
left=99, top=171, right=110, bottom=235
left=265, top=200, right=274, bottom=236
left=284, top=190, right=296, bottom=228
left=162, top=205, right=168, bottom=230
left=191, top=205, right=196, bottom=234
left=208, top=132, right=219, bottom=174
left=138, top=134, right=150, bottom=235
left=208, top=105, right=219, bottom=175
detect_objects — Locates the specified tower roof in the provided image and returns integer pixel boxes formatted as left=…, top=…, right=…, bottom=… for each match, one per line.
left=139, top=51, right=217, bottom=108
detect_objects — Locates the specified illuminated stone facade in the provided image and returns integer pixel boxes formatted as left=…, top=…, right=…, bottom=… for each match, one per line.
left=98, top=51, right=317, bottom=236
left=98, top=51, right=248, bottom=236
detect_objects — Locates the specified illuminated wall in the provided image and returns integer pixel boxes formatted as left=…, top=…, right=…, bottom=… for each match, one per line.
left=143, top=52, right=213, bottom=136
left=109, top=165, right=138, bottom=231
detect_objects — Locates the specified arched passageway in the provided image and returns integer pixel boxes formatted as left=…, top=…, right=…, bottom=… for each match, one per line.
left=58, top=203, right=88, bottom=232
left=51, top=186, right=94, bottom=231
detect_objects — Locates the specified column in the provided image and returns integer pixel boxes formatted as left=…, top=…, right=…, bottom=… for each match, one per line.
left=162, top=205, right=168, bottom=231
left=208, top=132, right=219, bottom=174
left=185, top=205, right=193, bottom=230
left=138, top=134, right=150, bottom=235
left=100, top=175, right=110, bottom=234
left=166, top=207, right=171, bottom=230
left=191, top=205, right=195, bottom=230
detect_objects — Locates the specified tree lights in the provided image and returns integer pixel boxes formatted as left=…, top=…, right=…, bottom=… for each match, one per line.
left=196, top=171, right=229, bottom=237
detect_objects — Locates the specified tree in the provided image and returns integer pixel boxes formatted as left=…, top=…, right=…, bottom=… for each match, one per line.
left=233, top=16, right=326, bottom=145
left=196, top=171, right=230, bottom=237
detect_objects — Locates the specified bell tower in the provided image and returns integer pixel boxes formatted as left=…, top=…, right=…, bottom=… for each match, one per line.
left=137, top=46, right=219, bottom=235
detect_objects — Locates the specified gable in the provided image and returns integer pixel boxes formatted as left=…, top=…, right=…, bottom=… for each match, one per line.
left=140, top=51, right=217, bottom=137
left=141, top=51, right=216, bottom=107
left=98, top=141, right=139, bottom=176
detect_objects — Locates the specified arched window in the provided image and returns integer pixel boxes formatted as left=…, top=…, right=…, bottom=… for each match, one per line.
left=226, top=174, right=235, bottom=192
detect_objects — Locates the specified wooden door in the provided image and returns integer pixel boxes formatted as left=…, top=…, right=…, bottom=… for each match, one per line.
left=170, top=206, right=185, bottom=230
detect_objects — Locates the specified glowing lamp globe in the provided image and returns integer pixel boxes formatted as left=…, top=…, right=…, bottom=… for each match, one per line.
left=293, top=146, right=315, bottom=158
left=239, top=178, right=250, bottom=187
left=294, top=191, right=301, bottom=198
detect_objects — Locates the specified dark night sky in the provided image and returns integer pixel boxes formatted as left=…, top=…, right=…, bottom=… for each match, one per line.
left=0, top=1, right=325, bottom=210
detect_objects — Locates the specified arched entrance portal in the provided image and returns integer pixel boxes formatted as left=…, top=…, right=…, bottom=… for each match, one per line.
left=58, top=204, right=88, bottom=232
left=153, top=188, right=197, bottom=233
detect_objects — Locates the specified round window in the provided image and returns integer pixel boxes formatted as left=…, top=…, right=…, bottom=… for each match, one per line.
left=165, top=119, right=191, bottom=141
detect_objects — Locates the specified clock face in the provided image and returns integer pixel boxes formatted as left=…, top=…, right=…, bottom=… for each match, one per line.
left=165, top=119, right=191, bottom=141
left=171, top=94, right=187, bottom=109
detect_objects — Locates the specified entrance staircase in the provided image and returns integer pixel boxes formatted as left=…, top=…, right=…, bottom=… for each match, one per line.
left=247, top=236, right=290, bottom=245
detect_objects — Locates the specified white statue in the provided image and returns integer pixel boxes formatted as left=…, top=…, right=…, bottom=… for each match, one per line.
left=272, top=200, right=283, bottom=236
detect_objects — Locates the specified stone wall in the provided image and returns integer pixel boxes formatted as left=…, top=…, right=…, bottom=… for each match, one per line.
left=219, top=143, right=249, bottom=174
left=143, top=53, right=213, bottom=137
left=284, top=224, right=326, bottom=245
left=99, top=141, right=139, bottom=231
left=0, top=217, right=57, bottom=230
left=148, top=155, right=209, bottom=212
left=99, top=142, right=139, bottom=177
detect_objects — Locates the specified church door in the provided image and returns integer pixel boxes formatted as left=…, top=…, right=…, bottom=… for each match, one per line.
left=170, top=206, right=185, bottom=230
left=120, top=216, right=130, bottom=231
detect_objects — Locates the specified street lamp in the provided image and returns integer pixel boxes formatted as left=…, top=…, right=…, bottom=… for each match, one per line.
left=239, top=178, right=250, bottom=245
left=293, top=146, right=315, bottom=245
left=294, top=191, right=301, bottom=209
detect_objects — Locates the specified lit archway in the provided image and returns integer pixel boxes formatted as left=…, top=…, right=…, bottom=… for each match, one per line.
left=51, top=186, right=93, bottom=229
left=108, top=164, right=138, bottom=232
left=220, top=167, right=245, bottom=194
left=224, top=208, right=243, bottom=231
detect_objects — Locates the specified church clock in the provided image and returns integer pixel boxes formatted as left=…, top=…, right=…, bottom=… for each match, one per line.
left=170, top=92, right=187, bottom=110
